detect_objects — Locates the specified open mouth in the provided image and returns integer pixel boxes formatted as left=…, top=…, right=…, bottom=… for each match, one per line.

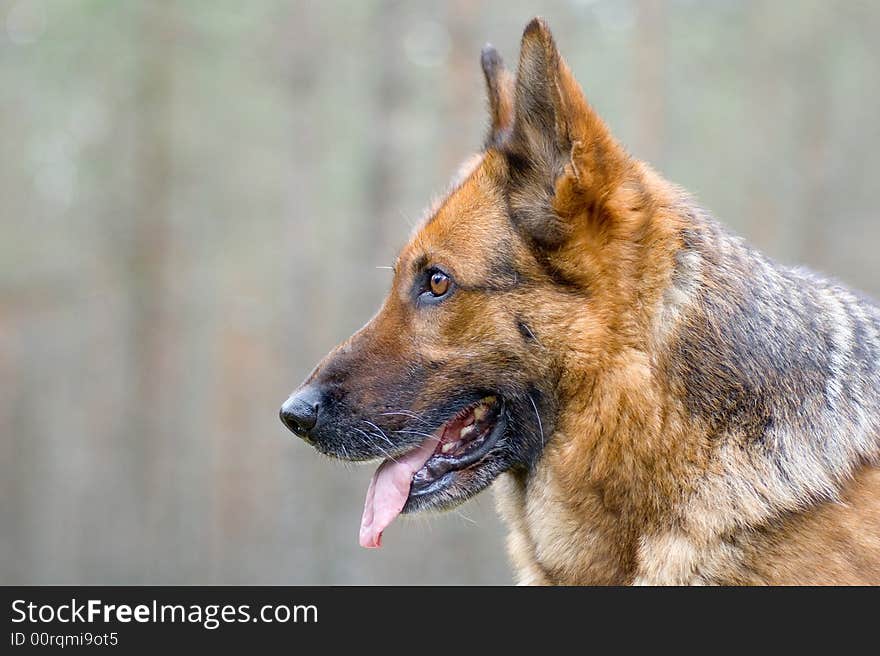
left=409, top=396, right=504, bottom=497
left=359, top=395, right=504, bottom=548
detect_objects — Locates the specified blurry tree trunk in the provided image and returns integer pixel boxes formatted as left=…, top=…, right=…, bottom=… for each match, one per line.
left=634, top=0, right=667, bottom=166
left=797, top=8, right=832, bottom=268
left=442, top=0, right=475, bottom=172
left=0, top=325, right=23, bottom=576
left=280, top=3, right=321, bottom=356
left=128, top=0, right=175, bottom=580
left=366, top=0, right=406, bottom=262
left=265, top=0, right=330, bottom=581
left=745, top=1, right=782, bottom=248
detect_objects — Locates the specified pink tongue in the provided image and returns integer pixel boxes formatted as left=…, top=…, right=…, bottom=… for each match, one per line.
left=359, top=437, right=439, bottom=548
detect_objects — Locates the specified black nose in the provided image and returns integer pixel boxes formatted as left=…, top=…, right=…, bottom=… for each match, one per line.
left=280, top=386, right=321, bottom=436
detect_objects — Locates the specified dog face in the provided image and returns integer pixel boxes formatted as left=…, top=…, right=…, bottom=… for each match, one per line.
left=284, top=151, right=557, bottom=517
left=281, top=19, right=651, bottom=546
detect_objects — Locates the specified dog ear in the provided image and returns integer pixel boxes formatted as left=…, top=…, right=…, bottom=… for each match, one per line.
left=481, top=44, right=515, bottom=147
left=506, top=18, right=632, bottom=247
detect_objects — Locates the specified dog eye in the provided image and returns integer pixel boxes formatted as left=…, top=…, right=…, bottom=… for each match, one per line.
left=415, top=267, right=454, bottom=305
left=429, top=271, right=450, bottom=297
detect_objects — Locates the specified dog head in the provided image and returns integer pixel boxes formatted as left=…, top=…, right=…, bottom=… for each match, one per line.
left=281, top=18, right=667, bottom=547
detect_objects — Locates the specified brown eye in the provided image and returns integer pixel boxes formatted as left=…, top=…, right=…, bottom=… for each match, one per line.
left=429, top=271, right=450, bottom=297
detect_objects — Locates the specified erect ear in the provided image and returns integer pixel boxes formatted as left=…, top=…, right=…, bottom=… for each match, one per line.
left=506, top=18, right=631, bottom=246
left=481, top=44, right=515, bottom=147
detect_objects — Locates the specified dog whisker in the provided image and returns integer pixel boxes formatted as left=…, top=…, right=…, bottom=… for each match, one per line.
left=453, top=509, right=477, bottom=525
left=520, top=321, right=540, bottom=344
left=528, top=393, right=544, bottom=448
left=363, top=420, right=394, bottom=447
left=395, top=429, right=436, bottom=440
left=353, top=426, right=400, bottom=464
left=350, top=427, right=373, bottom=450
left=373, top=444, right=399, bottom=464
left=380, top=410, right=421, bottom=420
left=337, top=444, right=355, bottom=471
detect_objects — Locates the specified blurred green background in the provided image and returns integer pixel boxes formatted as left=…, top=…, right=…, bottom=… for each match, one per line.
left=2, top=0, right=879, bottom=584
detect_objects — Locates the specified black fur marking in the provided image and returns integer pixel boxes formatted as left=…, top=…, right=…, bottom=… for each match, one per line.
left=518, top=382, right=554, bottom=472
left=533, top=248, right=586, bottom=294
left=487, top=237, right=523, bottom=288
left=481, top=44, right=503, bottom=81
left=411, top=254, right=429, bottom=274
left=517, top=319, right=538, bottom=343
left=499, top=189, right=589, bottom=298
left=505, top=150, right=533, bottom=179
left=491, top=256, right=521, bottom=286
left=667, top=229, right=835, bottom=443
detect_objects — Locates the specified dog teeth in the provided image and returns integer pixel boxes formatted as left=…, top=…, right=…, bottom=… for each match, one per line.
left=441, top=441, right=457, bottom=454
left=459, top=424, right=476, bottom=440
left=473, top=405, right=487, bottom=421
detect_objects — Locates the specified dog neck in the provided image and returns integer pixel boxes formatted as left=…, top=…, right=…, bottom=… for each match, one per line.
left=498, top=190, right=880, bottom=584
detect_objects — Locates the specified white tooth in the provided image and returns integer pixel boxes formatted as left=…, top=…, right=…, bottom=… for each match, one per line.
left=460, top=424, right=476, bottom=439
left=441, top=441, right=457, bottom=453
left=473, top=405, right=487, bottom=421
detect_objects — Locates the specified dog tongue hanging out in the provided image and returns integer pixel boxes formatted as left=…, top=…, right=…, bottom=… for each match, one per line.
left=359, top=438, right=437, bottom=548
left=358, top=397, right=499, bottom=547
left=281, top=17, right=880, bottom=584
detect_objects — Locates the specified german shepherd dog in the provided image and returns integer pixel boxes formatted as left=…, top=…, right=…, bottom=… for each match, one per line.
left=281, top=18, right=880, bottom=584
